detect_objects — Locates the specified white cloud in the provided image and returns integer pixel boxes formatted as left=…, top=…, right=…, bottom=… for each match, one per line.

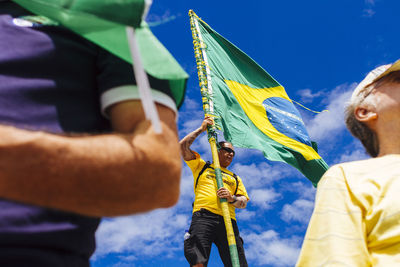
left=180, top=164, right=196, bottom=201
left=232, top=162, right=275, bottom=188
left=93, top=208, right=190, bottom=261
left=362, top=8, right=375, bottom=17
left=197, top=134, right=213, bottom=155
left=177, top=97, right=205, bottom=138
left=306, top=83, right=354, bottom=142
left=280, top=199, right=314, bottom=224
left=244, top=230, right=301, bottom=266
left=233, top=146, right=263, bottom=162
left=118, top=255, right=137, bottom=262
left=111, top=255, right=139, bottom=267
left=337, top=147, right=368, bottom=164
left=283, top=181, right=316, bottom=201
left=236, top=209, right=257, bottom=221
left=112, top=262, right=137, bottom=267
left=297, top=88, right=323, bottom=103
left=249, top=188, right=281, bottom=210
left=232, top=161, right=294, bottom=190
left=146, top=12, right=178, bottom=27
left=180, top=97, right=201, bottom=112
left=362, top=0, right=377, bottom=17
left=179, top=116, right=203, bottom=136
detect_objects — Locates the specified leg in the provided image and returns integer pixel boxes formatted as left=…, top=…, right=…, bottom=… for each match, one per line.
left=214, top=217, right=232, bottom=267
left=234, top=228, right=248, bottom=267
left=184, top=211, right=217, bottom=267
left=214, top=218, right=248, bottom=267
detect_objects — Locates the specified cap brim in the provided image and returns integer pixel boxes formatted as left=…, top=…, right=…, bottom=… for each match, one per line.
left=372, top=59, right=400, bottom=83
left=350, top=59, right=400, bottom=104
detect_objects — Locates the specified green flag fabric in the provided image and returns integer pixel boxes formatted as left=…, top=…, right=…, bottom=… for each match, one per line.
left=13, top=0, right=188, bottom=107
left=192, top=13, right=328, bottom=186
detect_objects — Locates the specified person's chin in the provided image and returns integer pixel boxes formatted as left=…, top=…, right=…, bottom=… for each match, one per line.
left=224, top=160, right=232, bottom=167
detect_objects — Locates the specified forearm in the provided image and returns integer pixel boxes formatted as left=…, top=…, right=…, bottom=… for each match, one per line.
left=179, top=126, right=204, bottom=161
left=231, top=195, right=247, bottom=209
left=0, top=120, right=181, bottom=217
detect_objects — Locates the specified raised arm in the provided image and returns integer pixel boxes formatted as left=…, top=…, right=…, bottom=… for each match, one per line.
left=0, top=100, right=181, bottom=217
left=179, top=116, right=213, bottom=161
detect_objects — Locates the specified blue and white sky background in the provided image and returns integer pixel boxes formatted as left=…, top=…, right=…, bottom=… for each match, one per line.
left=91, top=0, right=399, bottom=266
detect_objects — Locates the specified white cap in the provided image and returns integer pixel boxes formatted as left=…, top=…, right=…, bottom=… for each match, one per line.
left=351, top=59, right=400, bottom=104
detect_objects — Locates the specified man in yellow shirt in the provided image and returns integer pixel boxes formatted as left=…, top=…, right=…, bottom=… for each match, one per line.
left=296, top=59, right=400, bottom=266
left=180, top=116, right=249, bottom=267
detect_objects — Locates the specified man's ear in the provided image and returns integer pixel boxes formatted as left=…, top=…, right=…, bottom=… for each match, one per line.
left=354, top=106, right=377, bottom=123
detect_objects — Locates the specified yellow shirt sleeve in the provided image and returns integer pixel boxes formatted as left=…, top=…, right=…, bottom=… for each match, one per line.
left=185, top=151, right=206, bottom=185
left=296, top=165, right=370, bottom=267
left=236, top=176, right=249, bottom=201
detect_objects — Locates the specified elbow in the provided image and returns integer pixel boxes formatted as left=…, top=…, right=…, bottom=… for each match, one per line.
left=151, top=140, right=182, bottom=208
left=125, top=149, right=182, bottom=212
left=100, top=159, right=181, bottom=217
left=104, top=135, right=182, bottom=216
left=153, top=156, right=181, bottom=208
left=158, top=188, right=180, bottom=208
left=148, top=161, right=181, bottom=210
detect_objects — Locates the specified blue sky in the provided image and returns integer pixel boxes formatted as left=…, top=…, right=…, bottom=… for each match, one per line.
left=91, top=1, right=399, bottom=266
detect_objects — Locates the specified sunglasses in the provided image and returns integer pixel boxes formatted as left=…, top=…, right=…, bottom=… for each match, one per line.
left=220, top=146, right=235, bottom=156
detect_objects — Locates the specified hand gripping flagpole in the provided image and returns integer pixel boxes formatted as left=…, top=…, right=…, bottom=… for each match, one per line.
left=189, top=10, right=240, bottom=267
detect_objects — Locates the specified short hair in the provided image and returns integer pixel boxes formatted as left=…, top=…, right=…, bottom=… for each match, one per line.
left=345, top=71, right=400, bottom=157
left=218, top=141, right=232, bottom=149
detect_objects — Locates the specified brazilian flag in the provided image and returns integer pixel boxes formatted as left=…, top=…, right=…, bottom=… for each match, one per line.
left=13, top=0, right=188, bottom=107
left=193, top=14, right=328, bottom=186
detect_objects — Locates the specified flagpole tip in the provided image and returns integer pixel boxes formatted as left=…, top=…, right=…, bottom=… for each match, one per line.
left=189, top=10, right=198, bottom=18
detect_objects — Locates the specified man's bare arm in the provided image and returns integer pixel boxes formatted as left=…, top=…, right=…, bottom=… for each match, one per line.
left=179, top=117, right=213, bottom=161
left=0, top=101, right=181, bottom=217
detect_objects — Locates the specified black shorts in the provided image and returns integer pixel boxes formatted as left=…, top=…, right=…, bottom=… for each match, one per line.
left=184, top=209, right=248, bottom=267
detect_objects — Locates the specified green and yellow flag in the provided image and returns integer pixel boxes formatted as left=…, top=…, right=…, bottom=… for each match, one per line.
left=13, top=0, right=188, bottom=107
left=190, top=11, right=328, bottom=186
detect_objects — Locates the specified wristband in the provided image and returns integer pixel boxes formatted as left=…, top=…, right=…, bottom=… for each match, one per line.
left=229, top=195, right=237, bottom=204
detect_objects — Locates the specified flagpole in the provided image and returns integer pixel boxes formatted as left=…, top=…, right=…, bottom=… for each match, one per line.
left=126, top=26, right=162, bottom=134
left=189, top=10, right=240, bottom=267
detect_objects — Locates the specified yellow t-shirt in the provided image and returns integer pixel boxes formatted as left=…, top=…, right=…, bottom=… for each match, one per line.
left=185, top=152, right=249, bottom=220
left=296, top=155, right=400, bottom=267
